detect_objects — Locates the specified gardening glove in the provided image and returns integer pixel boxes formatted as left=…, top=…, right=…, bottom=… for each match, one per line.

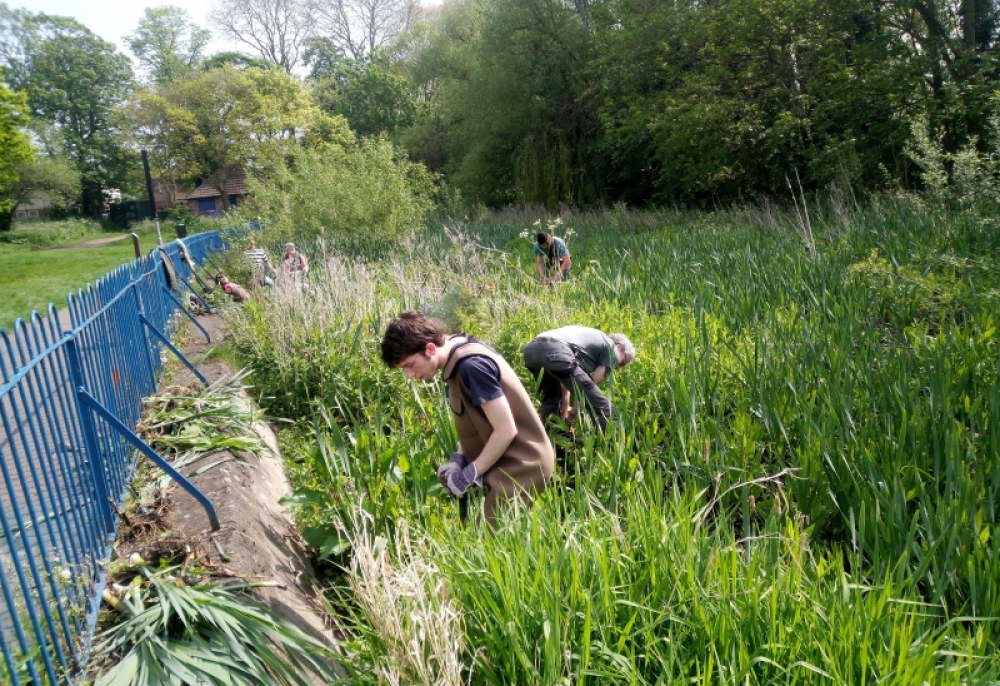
left=436, top=452, right=467, bottom=489
left=446, top=462, right=481, bottom=498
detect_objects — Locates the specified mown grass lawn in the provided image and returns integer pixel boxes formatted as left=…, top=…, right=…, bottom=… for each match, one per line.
left=0, top=236, right=162, bottom=332
left=0, top=218, right=221, bottom=332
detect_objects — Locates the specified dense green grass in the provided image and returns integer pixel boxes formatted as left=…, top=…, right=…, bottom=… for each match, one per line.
left=229, top=196, right=1000, bottom=683
left=0, top=218, right=224, bottom=332
left=0, top=238, right=157, bottom=332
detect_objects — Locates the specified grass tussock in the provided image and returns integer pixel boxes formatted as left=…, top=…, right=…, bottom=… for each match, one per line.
left=347, top=517, right=466, bottom=686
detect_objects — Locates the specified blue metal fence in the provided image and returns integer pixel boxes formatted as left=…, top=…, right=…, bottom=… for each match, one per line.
left=0, top=230, right=226, bottom=684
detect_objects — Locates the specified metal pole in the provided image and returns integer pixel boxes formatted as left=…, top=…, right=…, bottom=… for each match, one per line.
left=64, top=336, right=115, bottom=535
left=130, top=232, right=141, bottom=259
left=141, top=149, right=163, bottom=247
left=77, top=389, right=220, bottom=531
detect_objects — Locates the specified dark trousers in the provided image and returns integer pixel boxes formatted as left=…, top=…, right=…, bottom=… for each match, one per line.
left=523, top=337, right=612, bottom=433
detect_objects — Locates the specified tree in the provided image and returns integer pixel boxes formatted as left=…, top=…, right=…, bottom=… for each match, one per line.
left=0, top=8, right=135, bottom=216
left=1, top=153, right=81, bottom=223
left=0, top=73, right=31, bottom=231
left=313, top=0, right=419, bottom=60
left=120, top=88, right=196, bottom=208
left=403, top=0, right=599, bottom=206
left=306, top=41, right=416, bottom=137
left=879, top=0, right=999, bottom=153
left=125, top=6, right=211, bottom=84
left=202, top=51, right=274, bottom=71
left=209, top=0, right=313, bottom=72
left=587, top=0, right=999, bottom=203
left=126, top=65, right=318, bottom=212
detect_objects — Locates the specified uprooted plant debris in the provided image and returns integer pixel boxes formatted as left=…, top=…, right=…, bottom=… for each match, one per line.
left=112, top=371, right=267, bottom=566
left=89, top=557, right=342, bottom=686
left=138, top=369, right=266, bottom=477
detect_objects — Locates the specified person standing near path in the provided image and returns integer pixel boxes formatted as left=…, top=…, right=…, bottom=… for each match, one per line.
left=381, top=311, right=554, bottom=527
left=245, top=239, right=276, bottom=288
left=281, top=242, right=308, bottom=293
left=534, top=232, right=571, bottom=284
left=523, top=325, right=635, bottom=433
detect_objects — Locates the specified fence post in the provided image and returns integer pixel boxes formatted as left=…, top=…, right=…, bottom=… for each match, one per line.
left=131, top=281, right=158, bottom=391
left=139, top=315, right=208, bottom=386
left=64, top=335, right=115, bottom=535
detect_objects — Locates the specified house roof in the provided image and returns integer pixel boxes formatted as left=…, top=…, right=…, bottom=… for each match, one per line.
left=186, top=168, right=250, bottom=199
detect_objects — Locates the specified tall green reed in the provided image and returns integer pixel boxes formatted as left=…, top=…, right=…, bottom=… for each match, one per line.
left=228, top=196, right=1000, bottom=678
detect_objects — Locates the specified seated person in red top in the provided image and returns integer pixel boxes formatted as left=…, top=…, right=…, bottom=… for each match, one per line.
left=217, top=274, right=250, bottom=303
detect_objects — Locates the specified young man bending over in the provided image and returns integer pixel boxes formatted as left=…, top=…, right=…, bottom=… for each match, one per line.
left=381, top=311, right=554, bottom=527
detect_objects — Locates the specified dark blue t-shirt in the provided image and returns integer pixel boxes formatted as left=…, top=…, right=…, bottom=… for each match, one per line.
left=457, top=355, right=504, bottom=406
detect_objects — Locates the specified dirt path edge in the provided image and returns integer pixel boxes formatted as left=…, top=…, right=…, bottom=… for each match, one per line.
left=163, top=313, right=344, bottom=677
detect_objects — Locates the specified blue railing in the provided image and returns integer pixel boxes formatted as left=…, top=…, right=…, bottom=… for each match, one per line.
left=0, top=230, right=226, bottom=684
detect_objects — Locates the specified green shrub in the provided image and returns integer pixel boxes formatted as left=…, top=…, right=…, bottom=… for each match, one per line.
left=161, top=203, right=196, bottom=226
left=848, top=248, right=972, bottom=329
left=906, top=115, right=1000, bottom=210
left=249, top=141, right=436, bottom=256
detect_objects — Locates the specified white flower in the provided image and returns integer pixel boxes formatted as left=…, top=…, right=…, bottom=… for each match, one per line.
left=519, top=230, right=530, bottom=239
left=533, top=219, right=541, bottom=226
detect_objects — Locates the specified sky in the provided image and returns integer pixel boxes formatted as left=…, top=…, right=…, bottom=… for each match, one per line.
left=12, top=0, right=236, bottom=63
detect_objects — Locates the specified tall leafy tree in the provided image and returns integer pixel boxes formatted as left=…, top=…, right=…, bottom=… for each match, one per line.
left=127, top=65, right=318, bottom=211
left=0, top=71, right=31, bottom=230
left=306, top=40, right=416, bottom=137
left=125, top=6, right=211, bottom=85
left=880, top=0, right=999, bottom=152
left=394, top=3, right=480, bottom=173
left=423, top=0, right=600, bottom=206
left=392, top=0, right=595, bottom=205
left=0, top=6, right=135, bottom=216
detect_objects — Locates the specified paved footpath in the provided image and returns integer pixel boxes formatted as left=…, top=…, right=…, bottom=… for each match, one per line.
left=45, top=235, right=131, bottom=250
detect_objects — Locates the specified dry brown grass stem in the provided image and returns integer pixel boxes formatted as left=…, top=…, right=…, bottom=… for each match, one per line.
left=232, top=232, right=548, bottom=365
left=348, top=517, right=467, bottom=686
